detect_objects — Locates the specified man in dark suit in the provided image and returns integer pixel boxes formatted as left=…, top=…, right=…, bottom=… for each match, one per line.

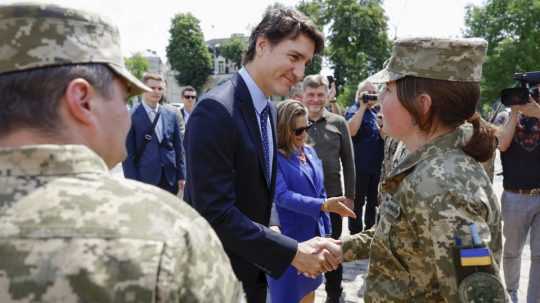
left=123, top=73, right=185, bottom=194
left=180, top=86, right=197, bottom=125
left=184, top=8, right=342, bottom=303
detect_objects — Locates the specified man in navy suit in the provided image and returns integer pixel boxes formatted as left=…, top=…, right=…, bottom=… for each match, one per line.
left=180, top=86, right=197, bottom=125
left=123, top=73, right=185, bottom=194
left=184, top=8, right=342, bottom=303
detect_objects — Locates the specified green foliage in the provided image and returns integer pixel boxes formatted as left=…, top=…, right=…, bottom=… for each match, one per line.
left=464, top=0, right=540, bottom=108
left=125, top=53, right=149, bottom=81
left=296, top=0, right=325, bottom=75
left=166, top=13, right=213, bottom=91
left=324, top=0, right=391, bottom=99
left=220, top=35, right=247, bottom=69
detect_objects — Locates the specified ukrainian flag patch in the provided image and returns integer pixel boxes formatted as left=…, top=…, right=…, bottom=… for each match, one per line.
left=460, top=248, right=492, bottom=267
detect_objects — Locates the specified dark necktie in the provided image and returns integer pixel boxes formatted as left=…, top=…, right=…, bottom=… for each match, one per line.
left=260, top=105, right=270, bottom=183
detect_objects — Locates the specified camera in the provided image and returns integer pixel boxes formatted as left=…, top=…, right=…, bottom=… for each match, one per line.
left=327, top=75, right=335, bottom=86
left=500, top=71, right=540, bottom=107
left=362, top=93, right=378, bottom=103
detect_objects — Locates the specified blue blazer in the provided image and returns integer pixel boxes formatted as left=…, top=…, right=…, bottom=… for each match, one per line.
left=275, top=146, right=331, bottom=242
left=123, top=104, right=184, bottom=186
left=268, top=146, right=331, bottom=303
left=183, top=74, right=297, bottom=288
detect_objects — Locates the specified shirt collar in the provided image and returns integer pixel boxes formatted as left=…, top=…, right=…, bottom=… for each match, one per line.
left=239, top=67, right=269, bottom=114
left=142, top=100, right=160, bottom=114
left=0, top=144, right=108, bottom=177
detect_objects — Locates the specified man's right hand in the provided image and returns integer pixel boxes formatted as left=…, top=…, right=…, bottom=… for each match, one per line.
left=291, top=237, right=343, bottom=278
left=513, top=97, right=540, bottom=118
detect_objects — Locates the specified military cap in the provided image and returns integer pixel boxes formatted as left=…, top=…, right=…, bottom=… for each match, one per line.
left=369, top=37, right=488, bottom=83
left=0, top=3, right=150, bottom=96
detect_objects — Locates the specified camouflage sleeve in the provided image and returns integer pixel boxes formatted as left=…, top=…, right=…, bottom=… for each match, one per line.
left=411, top=190, right=495, bottom=302
left=342, top=228, right=375, bottom=262
left=156, top=216, right=245, bottom=303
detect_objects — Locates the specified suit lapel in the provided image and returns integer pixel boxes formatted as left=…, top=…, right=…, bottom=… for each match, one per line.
left=134, top=104, right=151, bottom=129
left=269, top=104, right=278, bottom=191
left=297, top=148, right=317, bottom=192
left=235, top=75, right=270, bottom=188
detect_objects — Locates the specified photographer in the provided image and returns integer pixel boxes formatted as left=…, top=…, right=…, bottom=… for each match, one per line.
left=345, top=80, right=384, bottom=234
left=498, top=83, right=540, bottom=303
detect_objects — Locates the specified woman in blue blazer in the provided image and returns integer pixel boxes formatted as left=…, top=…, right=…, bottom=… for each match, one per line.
left=268, top=101, right=355, bottom=303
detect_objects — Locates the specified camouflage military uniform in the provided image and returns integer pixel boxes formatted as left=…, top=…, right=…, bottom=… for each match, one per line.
left=378, top=137, right=408, bottom=207
left=343, top=126, right=503, bottom=302
left=0, top=145, right=244, bottom=302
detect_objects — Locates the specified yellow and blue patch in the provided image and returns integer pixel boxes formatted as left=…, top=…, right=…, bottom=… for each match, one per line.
left=460, top=248, right=492, bottom=267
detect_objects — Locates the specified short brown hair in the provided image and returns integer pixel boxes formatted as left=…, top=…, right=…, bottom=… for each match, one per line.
left=243, top=8, right=324, bottom=65
left=181, top=86, right=196, bottom=96
left=277, top=100, right=308, bottom=156
left=142, top=72, right=163, bottom=84
left=0, top=64, right=115, bottom=138
left=302, top=74, right=328, bottom=92
left=396, top=76, right=496, bottom=162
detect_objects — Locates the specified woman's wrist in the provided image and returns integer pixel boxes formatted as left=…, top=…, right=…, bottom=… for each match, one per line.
left=322, top=201, right=329, bottom=212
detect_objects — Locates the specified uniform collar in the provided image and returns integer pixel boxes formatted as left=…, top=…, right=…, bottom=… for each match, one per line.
left=0, top=145, right=108, bottom=177
left=382, top=125, right=470, bottom=193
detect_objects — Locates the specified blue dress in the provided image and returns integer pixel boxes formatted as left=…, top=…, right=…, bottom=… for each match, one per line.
left=268, top=146, right=331, bottom=303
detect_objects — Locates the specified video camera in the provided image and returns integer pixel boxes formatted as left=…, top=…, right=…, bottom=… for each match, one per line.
left=361, top=94, right=378, bottom=103
left=500, top=71, right=540, bottom=107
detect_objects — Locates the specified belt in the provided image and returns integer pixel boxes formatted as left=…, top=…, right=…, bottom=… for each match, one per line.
left=506, top=188, right=540, bottom=196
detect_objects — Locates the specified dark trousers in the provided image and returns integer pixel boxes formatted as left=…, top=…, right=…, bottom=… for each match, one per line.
left=243, top=274, right=267, bottom=303
left=158, top=171, right=179, bottom=195
left=325, top=212, right=343, bottom=300
left=349, top=173, right=380, bottom=234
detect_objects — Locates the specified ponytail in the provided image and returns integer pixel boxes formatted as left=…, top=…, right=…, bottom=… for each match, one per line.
left=462, top=112, right=497, bottom=162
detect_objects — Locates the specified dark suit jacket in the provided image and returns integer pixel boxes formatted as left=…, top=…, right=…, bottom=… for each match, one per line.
left=184, top=74, right=297, bottom=286
left=123, top=104, right=184, bottom=186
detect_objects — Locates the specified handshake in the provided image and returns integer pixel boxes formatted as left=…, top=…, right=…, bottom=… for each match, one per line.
left=291, top=236, right=343, bottom=278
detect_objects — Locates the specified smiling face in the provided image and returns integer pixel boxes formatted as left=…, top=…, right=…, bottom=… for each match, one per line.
left=252, top=34, right=315, bottom=97
left=302, top=85, right=328, bottom=115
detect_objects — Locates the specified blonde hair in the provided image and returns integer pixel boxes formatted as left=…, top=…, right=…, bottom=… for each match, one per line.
left=142, top=72, right=163, bottom=84
left=277, top=100, right=308, bottom=157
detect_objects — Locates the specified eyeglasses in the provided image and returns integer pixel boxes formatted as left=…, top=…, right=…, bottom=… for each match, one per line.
left=293, top=123, right=312, bottom=136
left=183, top=95, right=197, bottom=100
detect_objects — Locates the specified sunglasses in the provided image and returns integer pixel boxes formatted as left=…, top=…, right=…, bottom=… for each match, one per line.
left=183, top=95, right=197, bottom=100
left=293, top=123, right=312, bottom=136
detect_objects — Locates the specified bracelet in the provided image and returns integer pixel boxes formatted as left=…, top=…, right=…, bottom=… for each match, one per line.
left=323, top=202, right=329, bottom=211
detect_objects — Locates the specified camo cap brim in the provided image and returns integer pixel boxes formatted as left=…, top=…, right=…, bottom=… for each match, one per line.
left=0, top=3, right=150, bottom=96
left=369, top=37, right=488, bottom=84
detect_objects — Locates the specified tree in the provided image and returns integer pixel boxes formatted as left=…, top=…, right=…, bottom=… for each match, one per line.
left=220, top=35, right=247, bottom=70
left=464, top=0, right=540, bottom=110
left=125, top=53, right=149, bottom=81
left=324, top=0, right=391, bottom=105
left=296, top=0, right=325, bottom=75
left=166, top=13, right=213, bottom=91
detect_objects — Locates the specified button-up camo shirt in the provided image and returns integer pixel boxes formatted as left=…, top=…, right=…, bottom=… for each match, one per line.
left=342, top=126, right=504, bottom=302
left=0, top=145, right=244, bottom=303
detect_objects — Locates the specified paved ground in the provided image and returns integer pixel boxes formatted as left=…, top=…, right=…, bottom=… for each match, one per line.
left=314, top=152, right=532, bottom=303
